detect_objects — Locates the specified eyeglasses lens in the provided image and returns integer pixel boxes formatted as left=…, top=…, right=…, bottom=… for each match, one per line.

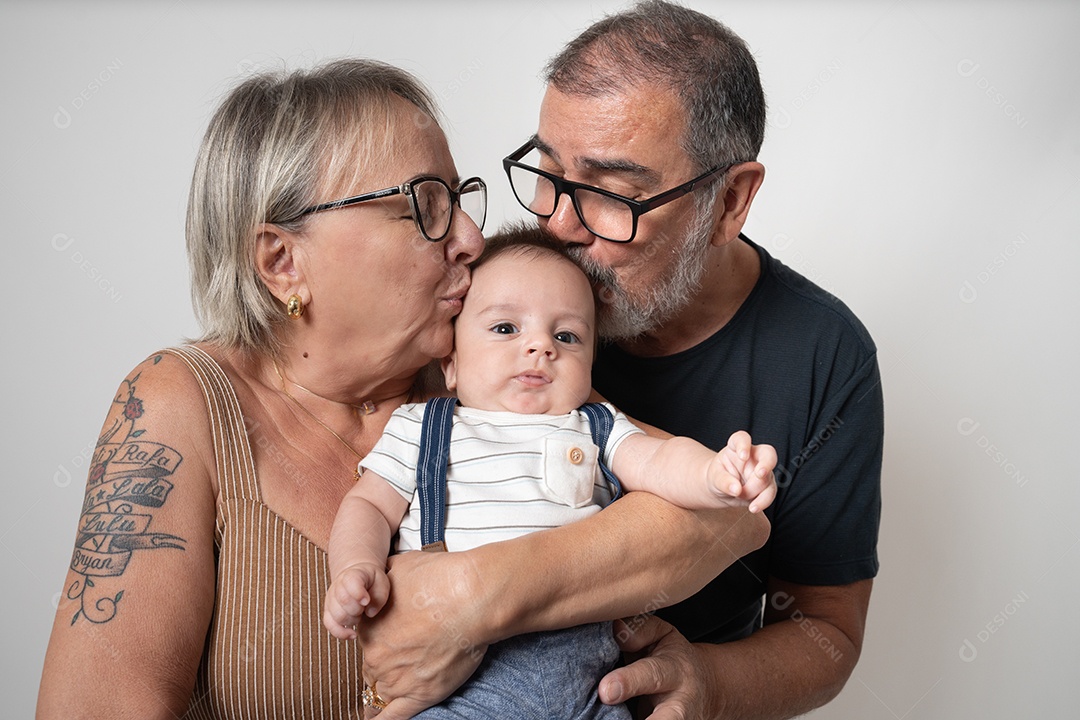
left=414, top=180, right=451, bottom=240
left=573, top=190, right=634, bottom=242
left=413, top=179, right=487, bottom=241
left=457, top=179, right=487, bottom=233
left=507, top=157, right=634, bottom=242
left=508, top=165, right=556, bottom=216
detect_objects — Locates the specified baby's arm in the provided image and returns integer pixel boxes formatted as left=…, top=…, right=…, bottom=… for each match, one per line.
left=612, top=431, right=777, bottom=513
left=323, top=470, right=410, bottom=640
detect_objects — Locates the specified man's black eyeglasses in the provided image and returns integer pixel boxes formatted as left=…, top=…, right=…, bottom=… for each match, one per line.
left=503, top=139, right=729, bottom=243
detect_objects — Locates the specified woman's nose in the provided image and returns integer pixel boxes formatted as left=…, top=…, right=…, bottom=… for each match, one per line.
left=445, top=209, right=484, bottom=265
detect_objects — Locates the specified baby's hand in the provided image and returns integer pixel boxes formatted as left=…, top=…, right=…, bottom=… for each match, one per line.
left=323, top=563, right=390, bottom=640
left=712, top=431, right=778, bottom=513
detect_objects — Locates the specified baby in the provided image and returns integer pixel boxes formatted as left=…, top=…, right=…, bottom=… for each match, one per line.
left=325, top=227, right=776, bottom=718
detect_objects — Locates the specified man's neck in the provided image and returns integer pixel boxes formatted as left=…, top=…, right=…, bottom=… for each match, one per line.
left=618, top=237, right=761, bottom=358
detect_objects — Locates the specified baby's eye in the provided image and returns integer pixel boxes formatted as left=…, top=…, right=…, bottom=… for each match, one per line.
left=554, top=331, right=581, bottom=344
left=491, top=322, right=518, bottom=335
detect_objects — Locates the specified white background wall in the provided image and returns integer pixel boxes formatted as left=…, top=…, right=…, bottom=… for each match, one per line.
left=3, top=1, right=1077, bottom=717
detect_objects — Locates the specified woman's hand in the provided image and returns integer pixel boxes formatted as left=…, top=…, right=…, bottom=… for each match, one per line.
left=356, top=549, right=490, bottom=719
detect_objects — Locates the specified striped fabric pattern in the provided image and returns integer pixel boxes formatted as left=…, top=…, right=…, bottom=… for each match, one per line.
left=361, top=403, right=642, bottom=552
left=163, top=346, right=363, bottom=720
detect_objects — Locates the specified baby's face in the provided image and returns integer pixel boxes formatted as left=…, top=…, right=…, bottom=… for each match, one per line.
left=443, top=249, right=595, bottom=415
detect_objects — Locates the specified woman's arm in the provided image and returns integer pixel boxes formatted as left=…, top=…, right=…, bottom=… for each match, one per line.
left=359, top=492, right=769, bottom=719
left=36, top=354, right=218, bottom=719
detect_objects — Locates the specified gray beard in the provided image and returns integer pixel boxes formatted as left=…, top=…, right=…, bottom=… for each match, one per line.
left=568, top=197, right=716, bottom=341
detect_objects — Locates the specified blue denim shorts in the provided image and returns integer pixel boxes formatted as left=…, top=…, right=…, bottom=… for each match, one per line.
left=413, top=620, right=630, bottom=719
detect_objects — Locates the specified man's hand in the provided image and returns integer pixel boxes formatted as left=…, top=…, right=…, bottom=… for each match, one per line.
left=598, top=579, right=873, bottom=720
left=599, top=614, right=713, bottom=720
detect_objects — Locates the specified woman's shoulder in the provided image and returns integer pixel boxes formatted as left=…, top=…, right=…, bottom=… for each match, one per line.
left=118, top=345, right=213, bottom=400
left=98, top=343, right=253, bottom=496
left=103, top=345, right=225, bottom=451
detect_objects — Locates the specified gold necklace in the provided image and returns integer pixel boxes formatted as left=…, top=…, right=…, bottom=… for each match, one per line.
left=274, top=361, right=368, bottom=481
left=290, top=376, right=376, bottom=417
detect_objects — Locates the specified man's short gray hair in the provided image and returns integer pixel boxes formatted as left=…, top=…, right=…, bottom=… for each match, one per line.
left=544, top=0, right=766, bottom=172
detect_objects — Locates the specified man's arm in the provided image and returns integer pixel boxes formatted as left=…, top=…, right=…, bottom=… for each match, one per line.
left=357, top=492, right=770, bottom=720
left=600, top=577, right=872, bottom=719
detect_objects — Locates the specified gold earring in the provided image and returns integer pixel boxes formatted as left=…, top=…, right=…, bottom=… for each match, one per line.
left=286, top=294, right=304, bottom=320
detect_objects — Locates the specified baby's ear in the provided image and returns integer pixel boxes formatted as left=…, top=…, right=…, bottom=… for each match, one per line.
left=440, top=353, right=458, bottom=391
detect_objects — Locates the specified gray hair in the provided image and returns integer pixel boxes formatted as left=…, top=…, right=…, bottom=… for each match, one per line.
left=544, top=0, right=766, bottom=171
left=186, top=58, right=440, bottom=353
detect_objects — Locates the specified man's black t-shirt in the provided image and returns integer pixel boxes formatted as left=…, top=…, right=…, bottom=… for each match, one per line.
left=593, top=236, right=883, bottom=643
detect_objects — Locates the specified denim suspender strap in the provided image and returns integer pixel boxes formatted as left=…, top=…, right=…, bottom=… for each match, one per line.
left=416, top=397, right=456, bottom=552
left=579, top=402, right=624, bottom=502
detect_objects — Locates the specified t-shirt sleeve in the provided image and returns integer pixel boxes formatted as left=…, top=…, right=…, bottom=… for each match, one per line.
left=359, top=404, right=424, bottom=503
left=603, top=402, right=645, bottom=467
left=769, top=353, right=883, bottom=586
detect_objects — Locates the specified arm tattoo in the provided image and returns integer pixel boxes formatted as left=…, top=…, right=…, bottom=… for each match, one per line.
left=69, top=360, right=187, bottom=624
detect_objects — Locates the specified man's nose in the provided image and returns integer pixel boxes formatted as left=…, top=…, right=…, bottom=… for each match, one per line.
left=542, top=193, right=593, bottom=246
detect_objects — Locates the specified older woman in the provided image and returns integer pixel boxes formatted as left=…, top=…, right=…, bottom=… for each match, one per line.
left=36, top=59, right=767, bottom=719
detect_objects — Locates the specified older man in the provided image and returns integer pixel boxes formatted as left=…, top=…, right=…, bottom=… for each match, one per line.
left=503, top=1, right=883, bottom=717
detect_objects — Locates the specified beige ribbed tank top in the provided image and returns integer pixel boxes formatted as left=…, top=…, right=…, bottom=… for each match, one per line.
left=164, top=346, right=364, bottom=719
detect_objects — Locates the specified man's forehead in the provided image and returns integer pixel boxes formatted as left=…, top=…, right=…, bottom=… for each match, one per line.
left=530, top=134, right=661, bottom=186
left=535, top=85, right=688, bottom=183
